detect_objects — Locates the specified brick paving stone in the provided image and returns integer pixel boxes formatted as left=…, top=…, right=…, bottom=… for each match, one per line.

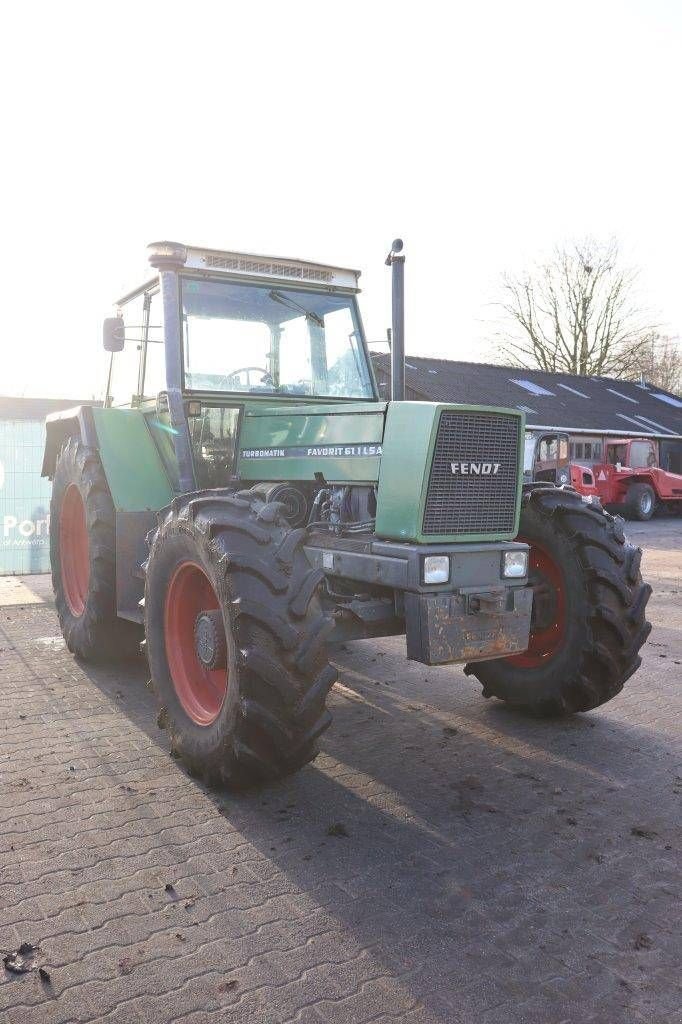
left=0, top=520, right=680, bottom=1023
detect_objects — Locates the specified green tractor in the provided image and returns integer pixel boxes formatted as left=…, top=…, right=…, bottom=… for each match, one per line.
left=43, top=240, right=651, bottom=787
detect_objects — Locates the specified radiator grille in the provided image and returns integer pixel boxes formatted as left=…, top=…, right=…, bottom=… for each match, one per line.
left=423, top=411, right=520, bottom=535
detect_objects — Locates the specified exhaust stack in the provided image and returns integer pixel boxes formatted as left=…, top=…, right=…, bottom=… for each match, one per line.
left=385, top=238, right=405, bottom=401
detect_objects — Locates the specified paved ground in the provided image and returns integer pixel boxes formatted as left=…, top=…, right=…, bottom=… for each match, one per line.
left=0, top=520, right=680, bottom=1024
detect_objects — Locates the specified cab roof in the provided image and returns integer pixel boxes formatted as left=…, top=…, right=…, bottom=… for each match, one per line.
left=148, top=241, right=361, bottom=291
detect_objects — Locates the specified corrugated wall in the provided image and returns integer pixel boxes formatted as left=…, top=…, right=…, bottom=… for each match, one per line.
left=0, top=420, right=51, bottom=574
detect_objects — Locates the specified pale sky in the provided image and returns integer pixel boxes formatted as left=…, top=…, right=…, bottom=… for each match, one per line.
left=2, top=0, right=680, bottom=399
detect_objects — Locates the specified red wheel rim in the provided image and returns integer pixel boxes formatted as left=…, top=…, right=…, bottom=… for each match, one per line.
left=163, top=561, right=228, bottom=726
left=506, top=538, right=566, bottom=668
left=59, top=484, right=90, bottom=616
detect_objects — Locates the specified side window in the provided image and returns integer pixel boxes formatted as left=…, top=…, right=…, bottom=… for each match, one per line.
left=523, top=436, right=536, bottom=472
left=539, top=437, right=557, bottom=461
left=188, top=404, right=241, bottom=489
left=584, top=442, right=592, bottom=459
left=593, top=443, right=602, bottom=460
left=629, top=441, right=654, bottom=469
left=141, top=290, right=165, bottom=398
left=558, top=438, right=568, bottom=460
left=575, top=443, right=584, bottom=459
left=108, top=293, right=143, bottom=407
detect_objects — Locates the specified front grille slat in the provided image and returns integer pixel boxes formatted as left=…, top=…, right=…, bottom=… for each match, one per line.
left=423, top=411, right=520, bottom=535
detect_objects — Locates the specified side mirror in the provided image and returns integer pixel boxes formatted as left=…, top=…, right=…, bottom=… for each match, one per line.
left=103, top=316, right=125, bottom=352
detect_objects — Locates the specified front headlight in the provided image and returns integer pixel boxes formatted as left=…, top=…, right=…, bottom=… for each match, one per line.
left=502, top=550, right=528, bottom=578
left=423, top=554, right=450, bottom=584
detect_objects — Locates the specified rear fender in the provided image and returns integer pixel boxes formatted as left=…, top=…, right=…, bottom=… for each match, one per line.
left=595, top=468, right=657, bottom=506
left=42, top=406, right=98, bottom=479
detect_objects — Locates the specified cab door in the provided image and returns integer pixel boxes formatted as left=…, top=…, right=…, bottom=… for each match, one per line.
left=533, top=433, right=570, bottom=484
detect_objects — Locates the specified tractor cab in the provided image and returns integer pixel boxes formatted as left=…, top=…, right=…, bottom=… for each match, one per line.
left=520, top=428, right=573, bottom=483
left=524, top=430, right=598, bottom=497
left=604, top=438, right=657, bottom=471
left=524, top=431, right=571, bottom=485
left=101, top=243, right=376, bottom=492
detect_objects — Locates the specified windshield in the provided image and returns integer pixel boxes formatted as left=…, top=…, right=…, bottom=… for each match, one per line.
left=181, top=278, right=374, bottom=399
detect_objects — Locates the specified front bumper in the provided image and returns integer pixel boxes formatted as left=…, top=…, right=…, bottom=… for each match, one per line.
left=304, top=533, right=533, bottom=666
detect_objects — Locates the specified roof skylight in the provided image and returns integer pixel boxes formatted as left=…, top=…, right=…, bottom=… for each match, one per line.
left=616, top=413, right=650, bottom=430
left=652, top=393, right=682, bottom=409
left=510, top=378, right=555, bottom=397
left=516, top=404, right=537, bottom=415
left=606, top=388, right=639, bottom=404
left=557, top=382, right=589, bottom=399
left=634, top=415, right=676, bottom=434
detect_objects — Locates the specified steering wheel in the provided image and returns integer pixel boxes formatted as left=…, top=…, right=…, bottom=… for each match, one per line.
left=226, top=366, right=272, bottom=388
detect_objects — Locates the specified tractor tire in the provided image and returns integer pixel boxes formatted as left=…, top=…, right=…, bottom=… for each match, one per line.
left=50, top=438, right=142, bottom=661
left=143, top=490, right=337, bottom=788
left=466, top=486, right=651, bottom=715
left=624, top=482, right=656, bottom=521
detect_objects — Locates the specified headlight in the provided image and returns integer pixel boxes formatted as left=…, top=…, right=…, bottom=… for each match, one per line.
left=423, top=555, right=450, bottom=584
left=502, top=550, right=528, bottom=578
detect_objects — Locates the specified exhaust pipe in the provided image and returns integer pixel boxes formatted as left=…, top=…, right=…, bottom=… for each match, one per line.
left=385, top=238, right=405, bottom=401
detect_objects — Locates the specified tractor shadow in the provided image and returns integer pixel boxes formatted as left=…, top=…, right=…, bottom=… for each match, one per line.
left=77, top=637, right=680, bottom=1021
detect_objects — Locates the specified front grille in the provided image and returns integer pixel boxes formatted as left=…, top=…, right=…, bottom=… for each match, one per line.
left=423, top=411, right=520, bottom=535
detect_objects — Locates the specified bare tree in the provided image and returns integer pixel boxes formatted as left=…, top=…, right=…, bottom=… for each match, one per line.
left=496, top=239, right=657, bottom=377
left=620, top=332, right=681, bottom=394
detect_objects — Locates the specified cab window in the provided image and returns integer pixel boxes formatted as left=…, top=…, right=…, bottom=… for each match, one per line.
left=607, top=444, right=628, bottom=465
left=538, top=437, right=558, bottom=461
left=629, top=441, right=655, bottom=469
left=180, top=277, right=374, bottom=399
left=107, top=286, right=162, bottom=406
left=107, top=293, right=144, bottom=407
left=141, top=290, right=165, bottom=398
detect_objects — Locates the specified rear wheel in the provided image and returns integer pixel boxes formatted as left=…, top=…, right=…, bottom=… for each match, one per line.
left=625, top=482, right=655, bottom=521
left=51, top=438, right=141, bottom=660
left=466, top=487, right=651, bottom=715
left=144, top=490, right=337, bottom=787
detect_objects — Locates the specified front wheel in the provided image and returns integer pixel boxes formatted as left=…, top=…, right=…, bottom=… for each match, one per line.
left=466, top=487, right=652, bottom=715
left=144, top=491, right=337, bottom=787
left=625, top=482, right=655, bottom=521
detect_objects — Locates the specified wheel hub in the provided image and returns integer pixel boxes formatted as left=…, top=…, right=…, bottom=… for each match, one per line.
left=163, top=561, right=229, bottom=726
left=194, top=610, right=227, bottom=670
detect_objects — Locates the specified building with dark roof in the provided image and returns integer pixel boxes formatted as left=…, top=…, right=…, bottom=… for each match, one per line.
left=372, top=354, right=682, bottom=475
left=372, top=355, right=682, bottom=438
